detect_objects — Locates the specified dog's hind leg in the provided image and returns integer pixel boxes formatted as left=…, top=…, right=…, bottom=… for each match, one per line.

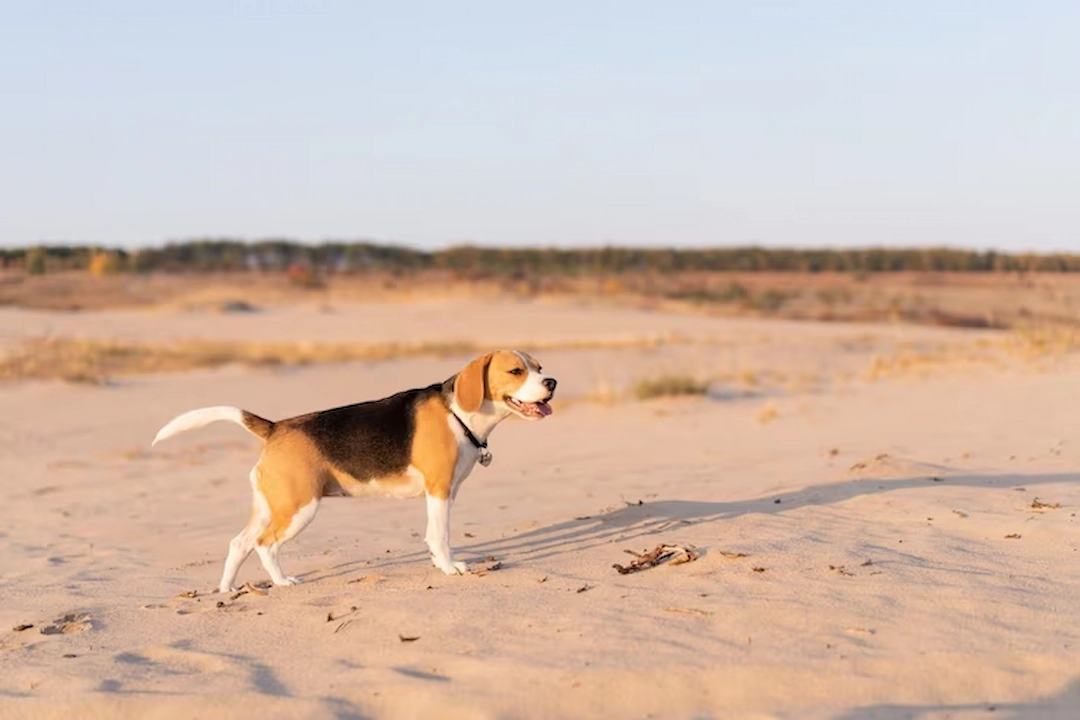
left=255, top=495, right=320, bottom=587
left=242, top=448, right=324, bottom=588
left=219, top=467, right=271, bottom=593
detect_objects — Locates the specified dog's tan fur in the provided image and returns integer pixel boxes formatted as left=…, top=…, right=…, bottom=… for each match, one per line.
left=413, top=395, right=461, bottom=500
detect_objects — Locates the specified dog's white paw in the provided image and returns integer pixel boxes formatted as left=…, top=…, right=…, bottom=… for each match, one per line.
left=432, top=557, right=467, bottom=575
left=276, top=576, right=301, bottom=586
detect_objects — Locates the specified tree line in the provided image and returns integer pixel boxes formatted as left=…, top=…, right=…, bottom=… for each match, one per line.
left=3, top=239, right=1079, bottom=275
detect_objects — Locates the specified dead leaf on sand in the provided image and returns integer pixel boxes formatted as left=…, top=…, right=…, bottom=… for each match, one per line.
left=1031, top=498, right=1061, bottom=510
left=472, top=560, right=503, bottom=576
left=612, top=544, right=700, bottom=574
left=1004, top=533, right=1021, bottom=539
left=399, top=634, right=420, bottom=643
left=719, top=550, right=748, bottom=559
left=346, top=574, right=384, bottom=584
left=39, top=613, right=91, bottom=635
left=243, top=582, right=267, bottom=596
left=849, top=454, right=889, bottom=471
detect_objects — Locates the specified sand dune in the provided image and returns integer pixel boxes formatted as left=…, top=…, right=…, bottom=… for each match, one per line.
left=1, top=301, right=1078, bottom=719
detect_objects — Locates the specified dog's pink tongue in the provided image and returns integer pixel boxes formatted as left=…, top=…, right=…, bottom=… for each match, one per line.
left=536, top=401, right=553, bottom=417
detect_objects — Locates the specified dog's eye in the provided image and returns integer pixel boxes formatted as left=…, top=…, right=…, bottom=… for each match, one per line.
left=508, top=367, right=524, bottom=376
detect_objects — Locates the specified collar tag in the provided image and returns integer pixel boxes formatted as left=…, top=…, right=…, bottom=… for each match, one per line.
left=478, top=449, right=493, bottom=467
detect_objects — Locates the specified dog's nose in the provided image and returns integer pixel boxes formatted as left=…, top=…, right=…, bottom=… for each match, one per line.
left=542, top=377, right=557, bottom=392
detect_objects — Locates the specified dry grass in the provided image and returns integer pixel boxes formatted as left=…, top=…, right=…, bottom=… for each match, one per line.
left=633, top=375, right=712, bottom=400
left=755, top=401, right=780, bottom=424
left=737, top=368, right=760, bottom=387
left=865, top=350, right=971, bottom=381
left=582, top=375, right=621, bottom=406
left=0, top=335, right=686, bottom=384
left=1008, top=325, right=1080, bottom=359
left=5, top=270, right=1080, bottom=331
left=581, top=373, right=713, bottom=404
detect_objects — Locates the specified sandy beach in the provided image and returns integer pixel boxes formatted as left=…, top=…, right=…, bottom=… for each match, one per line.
left=1, top=300, right=1078, bottom=719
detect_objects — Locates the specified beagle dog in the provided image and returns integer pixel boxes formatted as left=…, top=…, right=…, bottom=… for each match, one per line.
left=152, top=350, right=556, bottom=592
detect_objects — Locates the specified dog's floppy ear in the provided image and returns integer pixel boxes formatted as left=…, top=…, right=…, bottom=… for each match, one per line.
left=455, top=353, right=492, bottom=413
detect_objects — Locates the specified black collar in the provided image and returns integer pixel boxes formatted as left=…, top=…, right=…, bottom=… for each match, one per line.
left=451, top=412, right=487, bottom=450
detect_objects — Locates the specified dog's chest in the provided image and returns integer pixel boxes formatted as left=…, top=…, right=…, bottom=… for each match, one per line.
left=447, top=417, right=481, bottom=497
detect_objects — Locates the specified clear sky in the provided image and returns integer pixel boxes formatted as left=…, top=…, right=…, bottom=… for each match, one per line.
left=2, top=1, right=1078, bottom=251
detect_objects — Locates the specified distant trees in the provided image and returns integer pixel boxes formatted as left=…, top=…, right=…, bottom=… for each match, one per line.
left=3, top=240, right=1079, bottom=275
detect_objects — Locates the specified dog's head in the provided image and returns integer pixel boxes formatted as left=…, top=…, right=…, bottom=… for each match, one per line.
left=454, top=350, right=556, bottom=420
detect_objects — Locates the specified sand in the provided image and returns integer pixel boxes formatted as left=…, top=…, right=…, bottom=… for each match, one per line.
left=1, top=300, right=1078, bottom=719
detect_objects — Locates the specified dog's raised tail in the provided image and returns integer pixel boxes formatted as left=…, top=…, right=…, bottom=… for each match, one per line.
left=152, top=406, right=274, bottom=447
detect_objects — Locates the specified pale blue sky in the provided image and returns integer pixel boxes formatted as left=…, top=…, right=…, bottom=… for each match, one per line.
left=2, top=1, right=1078, bottom=251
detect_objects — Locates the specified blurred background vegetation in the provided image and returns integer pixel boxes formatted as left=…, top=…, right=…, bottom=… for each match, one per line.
left=3, top=240, right=1080, bottom=276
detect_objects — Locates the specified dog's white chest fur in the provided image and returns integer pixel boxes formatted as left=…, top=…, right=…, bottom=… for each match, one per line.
left=447, top=415, right=481, bottom=500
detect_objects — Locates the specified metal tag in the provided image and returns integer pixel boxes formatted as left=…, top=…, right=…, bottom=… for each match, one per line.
left=478, top=449, right=493, bottom=467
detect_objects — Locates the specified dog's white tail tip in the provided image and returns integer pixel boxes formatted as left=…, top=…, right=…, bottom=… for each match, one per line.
left=151, top=406, right=246, bottom=447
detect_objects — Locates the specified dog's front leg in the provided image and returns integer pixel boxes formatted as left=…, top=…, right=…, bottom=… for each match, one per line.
left=425, top=493, right=467, bottom=575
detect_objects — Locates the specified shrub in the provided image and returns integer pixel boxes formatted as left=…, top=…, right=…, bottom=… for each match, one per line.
left=25, top=247, right=46, bottom=275
left=89, top=251, right=122, bottom=276
left=286, top=263, right=325, bottom=289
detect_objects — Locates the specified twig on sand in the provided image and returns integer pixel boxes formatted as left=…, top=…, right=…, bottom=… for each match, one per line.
left=472, top=559, right=503, bottom=576
left=612, top=544, right=699, bottom=574
left=663, top=607, right=713, bottom=616
left=244, top=582, right=268, bottom=596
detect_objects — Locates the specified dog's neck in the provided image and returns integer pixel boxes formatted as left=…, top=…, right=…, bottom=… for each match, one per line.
left=441, top=375, right=510, bottom=444
left=448, top=399, right=510, bottom=444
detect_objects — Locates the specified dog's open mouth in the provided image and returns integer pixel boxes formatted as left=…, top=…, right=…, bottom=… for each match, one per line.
left=505, top=396, right=553, bottom=419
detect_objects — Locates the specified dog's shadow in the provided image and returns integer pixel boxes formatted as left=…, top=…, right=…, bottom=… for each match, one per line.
left=832, top=676, right=1080, bottom=720
left=317, top=471, right=1076, bottom=579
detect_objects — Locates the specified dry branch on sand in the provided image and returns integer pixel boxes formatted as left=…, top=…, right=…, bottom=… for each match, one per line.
left=613, top=545, right=700, bottom=574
